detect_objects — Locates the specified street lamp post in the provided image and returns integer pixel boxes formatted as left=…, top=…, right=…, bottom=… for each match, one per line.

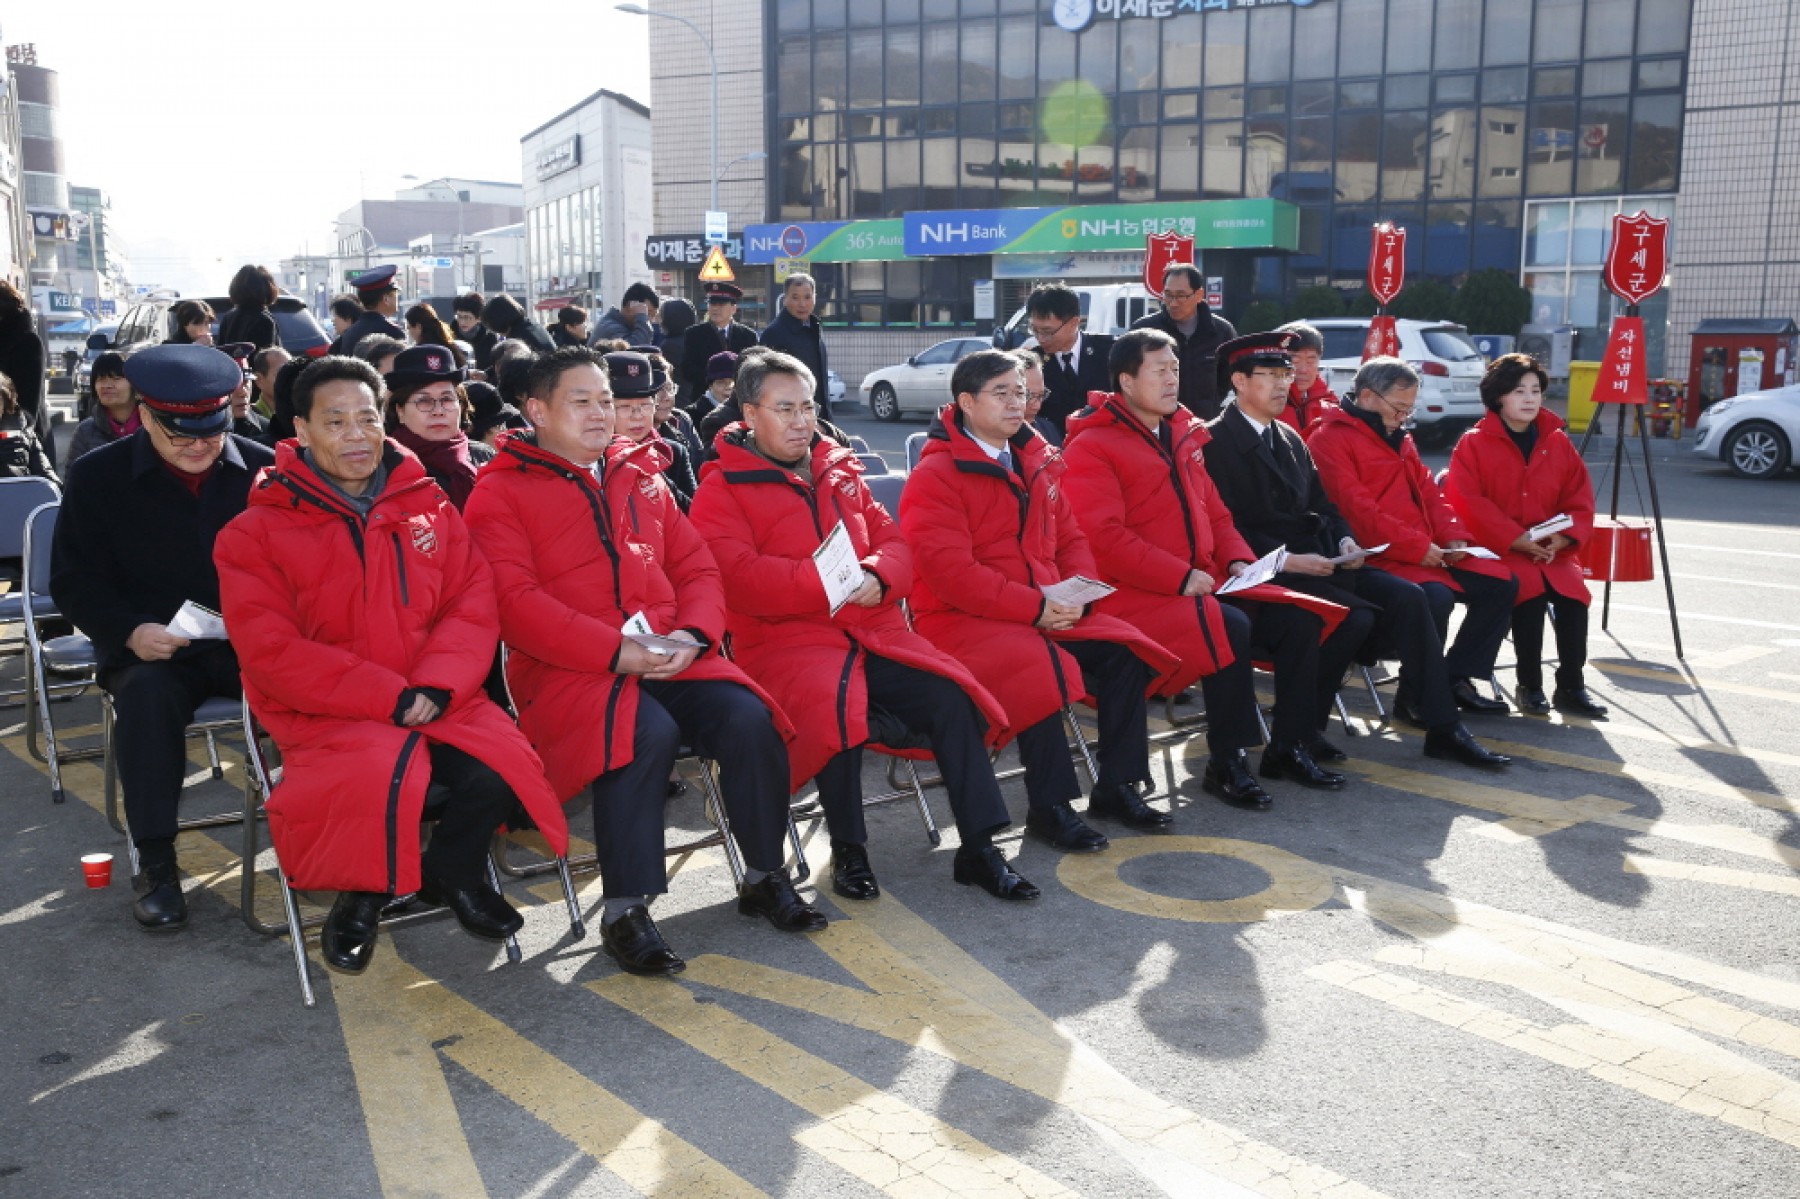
left=335, top=222, right=377, bottom=269
left=617, top=4, right=719, bottom=220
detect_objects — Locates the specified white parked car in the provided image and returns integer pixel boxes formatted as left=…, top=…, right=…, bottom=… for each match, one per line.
left=860, top=337, right=992, bottom=421
left=827, top=369, right=845, bottom=407
left=1691, top=385, right=1800, bottom=480
left=1300, top=318, right=1488, bottom=442
left=991, top=283, right=1161, bottom=349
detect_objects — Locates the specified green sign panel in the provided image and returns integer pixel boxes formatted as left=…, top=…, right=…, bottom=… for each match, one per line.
left=904, top=199, right=1300, bottom=256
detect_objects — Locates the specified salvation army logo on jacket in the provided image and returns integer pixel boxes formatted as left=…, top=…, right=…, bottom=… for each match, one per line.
left=834, top=473, right=860, bottom=499
left=409, top=516, right=439, bottom=556
left=638, top=474, right=661, bottom=501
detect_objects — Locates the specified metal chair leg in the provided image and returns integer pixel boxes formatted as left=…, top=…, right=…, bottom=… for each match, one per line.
left=33, top=656, right=66, bottom=803
left=277, top=861, right=317, bottom=1009
left=1064, top=705, right=1100, bottom=789
left=485, top=855, right=523, bottom=965
left=697, top=760, right=745, bottom=884
left=204, top=729, right=223, bottom=780
left=1253, top=703, right=1271, bottom=743
left=555, top=855, right=586, bottom=942
left=901, top=759, right=941, bottom=846
left=1334, top=690, right=1357, bottom=736
left=1360, top=666, right=1389, bottom=725
left=102, top=697, right=124, bottom=835
left=786, top=808, right=810, bottom=879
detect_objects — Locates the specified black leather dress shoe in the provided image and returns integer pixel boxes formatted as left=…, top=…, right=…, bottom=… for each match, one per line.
left=1087, top=782, right=1173, bottom=830
left=419, top=875, right=524, bottom=940
left=1515, top=686, right=1552, bottom=715
left=1202, top=752, right=1272, bottom=809
left=952, top=844, right=1041, bottom=901
left=321, top=891, right=387, bottom=972
left=601, top=905, right=685, bottom=976
left=830, top=842, right=881, bottom=900
left=666, top=778, right=688, bottom=799
left=1452, top=678, right=1510, bottom=714
left=1260, top=743, right=1346, bottom=789
left=739, top=869, right=829, bottom=932
left=1307, top=735, right=1348, bottom=763
left=1392, top=695, right=1429, bottom=727
left=1423, top=724, right=1512, bottom=768
left=132, top=867, right=188, bottom=933
left=1025, top=802, right=1109, bottom=852
left=1553, top=687, right=1609, bottom=719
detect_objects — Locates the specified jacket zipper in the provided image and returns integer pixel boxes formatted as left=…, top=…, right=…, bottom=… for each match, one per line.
left=601, top=675, right=627, bottom=771
left=391, top=534, right=410, bottom=606
left=386, top=732, right=422, bottom=895
left=835, top=644, right=860, bottom=751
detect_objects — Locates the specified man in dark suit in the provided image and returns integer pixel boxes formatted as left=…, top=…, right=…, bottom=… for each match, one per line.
left=680, top=281, right=758, bottom=401
left=50, top=344, right=277, bottom=931
left=326, top=265, right=406, bottom=356
left=1131, top=262, right=1236, bottom=420
left=1027, top=283, right=1111, bottom=435
left=1203, top=333, right=1510, bottom=773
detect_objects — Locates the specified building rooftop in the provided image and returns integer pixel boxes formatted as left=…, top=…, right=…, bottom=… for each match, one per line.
left=520, top=87, right=650, bottom=143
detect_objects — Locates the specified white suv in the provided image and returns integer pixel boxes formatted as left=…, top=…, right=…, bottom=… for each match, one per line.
left=1298, top=318, right=1488, bottom=442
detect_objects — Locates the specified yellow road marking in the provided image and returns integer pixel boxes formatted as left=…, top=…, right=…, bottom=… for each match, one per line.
left=1595, top=658, right=1800, bottom=706
left=1622, top=855, right=1800, bottom=898
left=335, top=956, right=492, bottom=1199
left=589, top=976, right=1078, bottom=1199
left=1057, top=836, right=1336, bottom=922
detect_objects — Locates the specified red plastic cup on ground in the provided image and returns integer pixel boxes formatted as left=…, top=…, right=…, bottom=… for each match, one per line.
left=81, top=853, right=114, bottom=888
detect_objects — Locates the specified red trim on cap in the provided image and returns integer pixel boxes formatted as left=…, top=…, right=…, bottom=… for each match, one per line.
left=140, top=392, right=231, bottom=415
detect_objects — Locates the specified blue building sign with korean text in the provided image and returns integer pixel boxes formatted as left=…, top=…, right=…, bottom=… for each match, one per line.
left=903, top=209, right=1056, bottom=257
left=1050, top=0, right=1321, bottom=33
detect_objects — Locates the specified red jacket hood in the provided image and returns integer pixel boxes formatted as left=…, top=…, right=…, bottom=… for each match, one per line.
left=252, top=438, right=437, bottom=517
left=699, top=422, right=863, bottom=486
left=920, top=402, right=1061, bottom=480
left=488, top=428, right=671, bottom=481
left=1063, top=390, right=1213, bottom=452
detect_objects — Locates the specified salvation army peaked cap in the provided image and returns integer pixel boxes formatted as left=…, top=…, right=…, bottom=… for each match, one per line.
left=605, top=351, right=658, bottom=399
left=383, top=344, right=467, bottom=388
left=1217, top=330, right=1300, bottom=398
left=122, top=343, right=239, bottom=437
left=349, top=264, right=400, bottom=294
left=703, top=281, right=744, bottom=303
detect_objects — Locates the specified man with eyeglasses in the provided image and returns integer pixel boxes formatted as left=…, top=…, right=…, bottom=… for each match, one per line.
left=50, top=344, right=276, bottom=931
left=690, top=349, right=1040, bottom=904
left=1130, top=262, right=1238, bottom=421
left=1026, top=283, right=1111, bottom=435
left=466, top=348, right=826, bottom=977
left=1308, top=358, right=1521, bottom=757
left=679, top=281, right=758, bottom=411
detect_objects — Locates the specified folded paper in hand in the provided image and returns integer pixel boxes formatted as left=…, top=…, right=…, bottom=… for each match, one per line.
left=1456, top=545, right=1502, bottom=560
left=1217, top=545, right=1288, bottom=595
left=1040, top=575, right=1115, bottom=607
left=622, top=611, right=692, bottom=656
left=814, top=521, right=864, bottom=615
left=168, top=601, right=227, bottom=641
left=1329, top=542, right=1389, bottom=566
left=1527, top=513, right=1573, bottom=542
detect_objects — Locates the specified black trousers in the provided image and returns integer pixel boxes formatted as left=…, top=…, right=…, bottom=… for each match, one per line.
left=1343, top=568, right=1459, bottom=730
left=1419, top=567, right=1519, bottom=683
left=1226, top=596, right=1377, bottom=746
left=815, top=652, right=1011, bottom=846
left=1014, top=639, right=1151, bottom=810
left=1197, top=600, right=1265, bottom=756
left=418, top=742, right=519, bottom=889
left=1512, top=587, right=1591, bottom=691
left=106, top=644, right=241, bottom=850
left=587, top=678, right=788, bottom=898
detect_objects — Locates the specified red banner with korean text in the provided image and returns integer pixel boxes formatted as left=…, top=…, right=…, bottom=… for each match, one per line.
left=1603, top=212, right=1669, bottom=305
left=1594, top=316, right=1648, bottom=405
left=1143, top=231, right=1195, bottom=294
left=1367, top=222, right=1406, bottom=306
left=1362, top=316, right=1400, bottom=361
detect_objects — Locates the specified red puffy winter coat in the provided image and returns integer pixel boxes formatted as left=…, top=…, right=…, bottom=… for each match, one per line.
left=1308, top=403, right=1513, bottom=590
left=689, top=427, right=1009, bottom=790
left=1445, top=410, right=1594, bottom=605
left=1277, top=375, right=1335, bottom=438
left=1060, top=395, right=1253, bottom=694
left=900, top=405, right=1181, bottom=734
left=464, top=432, right=790, bottom=801
left=215, top=442, right=567, bottom=894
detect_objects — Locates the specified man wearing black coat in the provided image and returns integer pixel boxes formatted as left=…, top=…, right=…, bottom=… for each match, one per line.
left=482, top=292, right=556, bottom=355
left=1203, top=333, right=1509, bottom=773
left=1025, top=284, right=1111, bottom=435
left=327, top=265, right=407, bottom=357
left=759, top=272, right=831, bottom=419
left=1131, top=262, right=1237, bottom=421
left=452, top=293, right=501, bottom=372
left=680, top=282, right=757, bottom=401
left=50, top=344, right=276, bottom=932
left=0, top=282, right=51, bottom=466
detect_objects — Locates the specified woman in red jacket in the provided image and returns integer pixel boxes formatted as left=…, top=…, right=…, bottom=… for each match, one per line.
left=215, top=356, right=568, bottom=974
left=688, top=350, right=1036, bottom=904
left=1446, top=353, right=1606, bottom=717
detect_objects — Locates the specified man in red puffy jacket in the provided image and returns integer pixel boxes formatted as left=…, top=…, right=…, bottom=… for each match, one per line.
left=688, top=350, right=1037, bottom=904
left=465, top=348, right=826, bottom=978
left=1061, top=329, right=1277, bottom=810
left=901, top=348, right=1182, bottom=852
left=216, top=356, right=570, bottom=973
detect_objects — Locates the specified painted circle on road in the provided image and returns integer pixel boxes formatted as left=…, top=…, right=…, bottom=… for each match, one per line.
left=1058, top=836, right=1335, bottom=924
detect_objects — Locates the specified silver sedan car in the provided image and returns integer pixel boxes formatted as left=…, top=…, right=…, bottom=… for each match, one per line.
left=1691, top=385, right=1800, bottom=479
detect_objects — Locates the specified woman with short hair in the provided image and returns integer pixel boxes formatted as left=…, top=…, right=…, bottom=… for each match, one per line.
left=216, top=264, right=281, bottom=351
left=1445, top=353, right=1606, bottom=718
left=167, top=299, right=216, bottom=345
left=383, top=345, right=489, bottom=510
left=69, top=351, right=138, bottom=462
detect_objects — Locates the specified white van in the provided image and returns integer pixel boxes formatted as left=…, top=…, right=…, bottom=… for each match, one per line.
left=992, top=283, right=1161, bottom=349
left=1300, top=317, right=1489, bottom=443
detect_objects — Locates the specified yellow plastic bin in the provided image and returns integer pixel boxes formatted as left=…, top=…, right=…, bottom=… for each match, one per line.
left=1565, top=360, right=1600, bottom=434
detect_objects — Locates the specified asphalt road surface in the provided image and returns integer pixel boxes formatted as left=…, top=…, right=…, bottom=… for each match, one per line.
left=5, top=421, right=1800, bottom=1198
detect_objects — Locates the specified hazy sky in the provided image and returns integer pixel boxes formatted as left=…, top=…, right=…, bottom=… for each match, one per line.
left=7, top=3, right=652, bottom=296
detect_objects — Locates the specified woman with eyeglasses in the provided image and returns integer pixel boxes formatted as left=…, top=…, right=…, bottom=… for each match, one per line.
left=383, top=345, right=490, bottom=511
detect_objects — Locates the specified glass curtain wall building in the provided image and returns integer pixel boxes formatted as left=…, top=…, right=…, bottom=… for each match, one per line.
left=767, top=0, right=1688, bottom=364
